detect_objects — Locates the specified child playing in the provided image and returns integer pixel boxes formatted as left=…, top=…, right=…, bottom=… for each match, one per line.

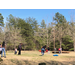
left=41, top=45, right=46, bottom=56
left=15, top=47, right=17, bottom=54
left=47, top=46, right=50, bottom=54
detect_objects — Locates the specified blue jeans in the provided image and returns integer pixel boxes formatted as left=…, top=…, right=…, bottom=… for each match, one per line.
left=15, top=51, right=17, bottom=54
left=1, top=48, right=6, bottom=57
left=41, top=48, right=45, bottom=55
left=59, top=51, right=61, bottom=54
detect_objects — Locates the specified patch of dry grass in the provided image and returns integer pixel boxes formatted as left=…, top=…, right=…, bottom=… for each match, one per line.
left=0, top=51, right=75, bottom=65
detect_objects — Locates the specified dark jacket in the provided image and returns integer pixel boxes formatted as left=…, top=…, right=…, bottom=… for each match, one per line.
left=47, top=47, right=50, bottom=51
left=18, top=44, right=22, bottom=50
left=42, top=45, right=46, bottom=49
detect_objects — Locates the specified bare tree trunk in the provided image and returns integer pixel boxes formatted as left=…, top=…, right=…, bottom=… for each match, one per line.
left=47, top=29, right=48, bottom=47
left=54, top=27, right=55, bottom=50
left=74, top=41, right=75, bottom=52
left=54, top=34, right=55, bottom=50
left=60, top=39, right=62, bottom=53
left=24, top=44, right=25, bottom=51
left=60, top=40, right=61, bottom=48
left=14, top=29, right=16, bottom=49
left=49, top=35, right=51, bottom=46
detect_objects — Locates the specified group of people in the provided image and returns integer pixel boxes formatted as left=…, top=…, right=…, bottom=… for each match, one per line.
left=41, top=45, right=50, bottom=56
left=54, top=47, right=62, bottom=54
left=0, top=41, right=6, bottom=58
left=58, top=47, right=62, bottom=54
left=0, top=42, right=22, bottom=58
left=14, top=43, right=22, bottom=55
left=0, top=41, right=62, bottom=57
left=41, top=45, right=62, bottom=56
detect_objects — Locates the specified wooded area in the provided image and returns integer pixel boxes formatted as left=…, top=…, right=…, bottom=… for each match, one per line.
left=0, top=12, right=75, bottom=51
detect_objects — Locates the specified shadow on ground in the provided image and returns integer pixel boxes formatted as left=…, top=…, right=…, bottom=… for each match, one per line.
left=39, top=55, right=43, bottom=56
left=0, top=55, right=75, bottom=65
left=0, top=58, right=3, bottom=61
left=9, top=59, right=75, bottom=65
left=41, top=60, right=75, bottom=65
left=39, top=62, right=46, bottom=65
left=0, top=58, right=3, bottom=64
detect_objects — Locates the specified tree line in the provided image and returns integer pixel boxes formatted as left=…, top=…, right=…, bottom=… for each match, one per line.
left=0, top=12, right=75, bottom=51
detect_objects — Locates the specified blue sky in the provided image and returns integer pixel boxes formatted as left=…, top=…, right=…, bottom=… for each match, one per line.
left=0, top=9, right=75, bottom=25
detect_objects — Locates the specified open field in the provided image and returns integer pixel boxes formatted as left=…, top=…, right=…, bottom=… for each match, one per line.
left=0, top=51, right=75, bottom=65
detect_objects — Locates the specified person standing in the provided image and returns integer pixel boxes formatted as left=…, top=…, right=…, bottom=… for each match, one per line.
left=0, top=44, right=2, bottom=54
left=1, top=41, right=6, bottom=58
left=58, top=48, right=60, bottom=54
left=60, top=47, right=62, bottom=54
left=54, top=48, right=57, bottom=53
left=47, top=46, right=50, bottom=54
left=18, top=43, right=22, bottom=55
left=15, top=47, right=17, bottom=54
left=41, top=45, right=46, bottom=56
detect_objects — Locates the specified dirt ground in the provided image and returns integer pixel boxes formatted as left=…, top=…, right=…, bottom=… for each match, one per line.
left=0, top=51, right=75, bottom=65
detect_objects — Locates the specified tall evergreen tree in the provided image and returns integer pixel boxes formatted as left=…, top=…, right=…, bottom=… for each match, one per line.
left=53, top=12, right=68, bottom=50
left=41, top=19, right=46, bottom=29
left=0, top=13, right=4, bottom=27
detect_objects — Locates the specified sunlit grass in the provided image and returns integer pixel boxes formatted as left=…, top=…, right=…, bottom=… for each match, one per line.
left=0, top=51, right=75, bottom=65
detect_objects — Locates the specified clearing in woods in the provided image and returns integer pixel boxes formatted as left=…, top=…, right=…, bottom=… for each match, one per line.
left=0, top=51, right=75, bottom=65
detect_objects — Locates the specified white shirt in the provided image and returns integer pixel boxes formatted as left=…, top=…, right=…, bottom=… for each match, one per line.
left=60, top=48, right=62, bottom=50
left=15, top=49, right=17, bottom=51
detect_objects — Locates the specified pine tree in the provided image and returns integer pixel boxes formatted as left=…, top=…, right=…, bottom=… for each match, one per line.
left=41, top=19, right=46, bottom=29
left=53, top=12, right=68, bottom=50
left=0, top=13, right=4, bottom=27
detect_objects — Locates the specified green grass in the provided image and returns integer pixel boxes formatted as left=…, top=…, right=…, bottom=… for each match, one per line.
left=1, top=51, right=75, bottom=65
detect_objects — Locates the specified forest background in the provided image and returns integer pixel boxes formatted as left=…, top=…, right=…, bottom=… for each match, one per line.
left=0, top=11, right=75, bottom=51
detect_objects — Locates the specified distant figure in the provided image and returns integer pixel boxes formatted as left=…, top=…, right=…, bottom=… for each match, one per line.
left=41, top=45, right=46, bottom=56
left=54, top=48, right=57, bottom=53
left=0, top=44, right=2, bottom=54
left=18, top=43, right=22, bottom=55
left=47, top=46, right=50, bottom=54
left=15, top=47, right=17, bottom=54
left=58, top=48, right=60, bottom=54
left=1, top=41, right=6, bottom=58
left=60, top=47, right=62, bottom=54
